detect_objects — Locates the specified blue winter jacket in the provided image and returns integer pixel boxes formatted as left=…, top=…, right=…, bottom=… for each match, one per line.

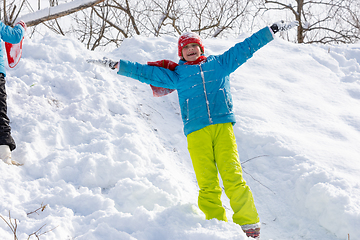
left=0, top=21, right=25, bottom=76
left=117, top=27, right=274, bottom=136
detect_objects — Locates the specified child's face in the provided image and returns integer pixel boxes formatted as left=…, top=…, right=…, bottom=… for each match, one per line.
left=182, top=43, right=202, bottom=62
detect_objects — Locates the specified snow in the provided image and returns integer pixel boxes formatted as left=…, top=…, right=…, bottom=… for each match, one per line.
left=1, top=31, right=360, bottom=240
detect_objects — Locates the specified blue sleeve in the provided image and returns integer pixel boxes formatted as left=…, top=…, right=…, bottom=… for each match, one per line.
left=216, top=26, right=274, bottom=74
left=117, top=59, right=178, bottom=89
left=0, top=22, right=25, bottom=44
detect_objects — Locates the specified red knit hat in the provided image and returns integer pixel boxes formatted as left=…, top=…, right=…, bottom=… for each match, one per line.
left=178, top=32, right=204, bottom=59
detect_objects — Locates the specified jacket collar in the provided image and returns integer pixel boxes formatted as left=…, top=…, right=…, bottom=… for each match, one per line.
left=179, top=55, right=207, bottom=65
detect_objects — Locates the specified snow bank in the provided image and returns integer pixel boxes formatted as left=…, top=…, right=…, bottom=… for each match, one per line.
left=1, top=32, right=359, bottom=239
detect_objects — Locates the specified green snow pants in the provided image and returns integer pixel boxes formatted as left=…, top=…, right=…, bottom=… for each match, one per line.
left=187, top=123, right=259, bottom=226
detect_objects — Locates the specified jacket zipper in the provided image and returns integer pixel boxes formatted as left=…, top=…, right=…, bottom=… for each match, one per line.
left=199, top=65, right=213, bottom=124
left=186, top=99, right=189, bottom=121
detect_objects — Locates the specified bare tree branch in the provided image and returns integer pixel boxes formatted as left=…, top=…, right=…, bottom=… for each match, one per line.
left=22, top=0, right=105, bottom=27
left=262, top=0, right=360, bottom=44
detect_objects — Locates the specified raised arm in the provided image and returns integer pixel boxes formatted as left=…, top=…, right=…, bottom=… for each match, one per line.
left=87, top=57, right=178, bottom=90
left=0, top=21, right=26, bottom=44
left=216, top=20, right=298, bottom=75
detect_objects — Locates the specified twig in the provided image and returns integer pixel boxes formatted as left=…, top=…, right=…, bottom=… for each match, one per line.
left=27, top=224, right=59, bottom=240
left=243, top=168, right=275, bottom=194
left=1, top=205, right=56, bottom=240
left=241, top=155, right=269, bottom=165
left=145, top=104, right=164, bottom=119
left=27, top=224, right=47, bottom=240
left=37, top=225, right=59, bottom=237
left=240, top=155, right=274, bottom=193
left=0, top=213, right=12, bottom=231
left=0, top=211, right=19, bottom=240
left=27, top=203, right=47, bottom=216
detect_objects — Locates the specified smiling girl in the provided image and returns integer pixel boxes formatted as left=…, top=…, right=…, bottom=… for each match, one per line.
left=88, top=20, right=298, bottom=239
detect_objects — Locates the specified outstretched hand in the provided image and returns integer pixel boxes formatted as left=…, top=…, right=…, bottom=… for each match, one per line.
left=87, top=57, right=118, bottom=70
left=270, top=20, right=299, bottom=34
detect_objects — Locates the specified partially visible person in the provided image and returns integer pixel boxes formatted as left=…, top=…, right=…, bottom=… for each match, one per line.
left=0, top=20, right=26, bottom=165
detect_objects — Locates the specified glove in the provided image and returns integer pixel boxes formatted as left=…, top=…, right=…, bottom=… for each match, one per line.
left=87, top=57, right=118, bottom=70
left=270, top=20, right=299, bottom=34
left=15, top=20, right=27, bottom=32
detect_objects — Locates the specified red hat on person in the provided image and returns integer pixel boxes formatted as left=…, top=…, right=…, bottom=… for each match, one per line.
left=178, top=32, right=204, bottom=59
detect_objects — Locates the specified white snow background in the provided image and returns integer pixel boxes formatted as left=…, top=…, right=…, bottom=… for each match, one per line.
left=0, top=29, right=360, bottom=240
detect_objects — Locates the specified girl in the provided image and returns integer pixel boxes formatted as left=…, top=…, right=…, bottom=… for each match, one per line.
left=88, top=20, right=298, bottom=239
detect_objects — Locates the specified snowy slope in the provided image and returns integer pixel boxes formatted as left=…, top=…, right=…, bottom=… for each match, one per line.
left=0, top=31, right=359, bottom=240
